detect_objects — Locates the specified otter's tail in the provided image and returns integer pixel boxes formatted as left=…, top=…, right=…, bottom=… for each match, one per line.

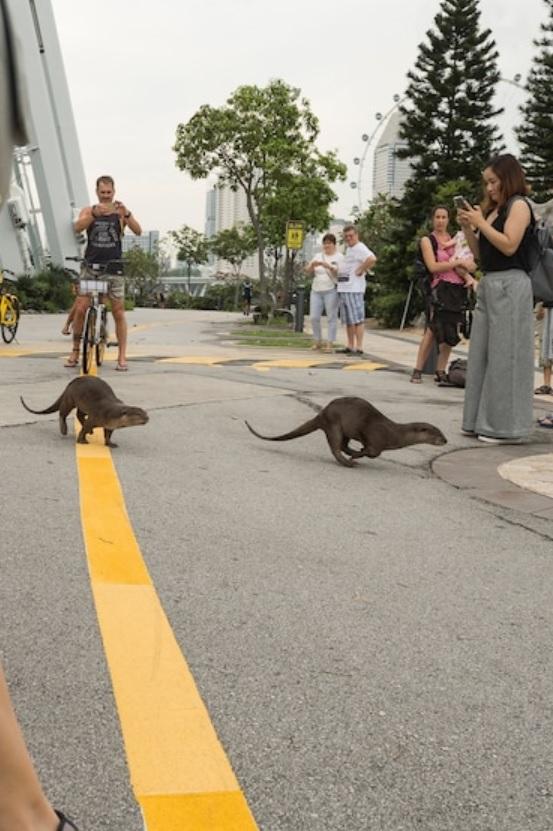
left=20, top=394, right=62, bottom=415
left=245, top=415, right=321, bottom=442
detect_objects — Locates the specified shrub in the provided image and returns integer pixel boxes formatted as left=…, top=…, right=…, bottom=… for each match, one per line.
left=16, top=266, right=74, bottom=312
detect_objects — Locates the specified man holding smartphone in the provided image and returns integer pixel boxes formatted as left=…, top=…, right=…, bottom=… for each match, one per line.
left=68, top=175, right=142, bottom=370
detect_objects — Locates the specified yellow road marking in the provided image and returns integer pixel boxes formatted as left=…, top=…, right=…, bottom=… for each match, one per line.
left=343, top=361, right=386, bottom=371
left=251, top=358, right=329, bottom=369
left=75, top=426, right=257, bottom=829
left=158, top=356, right=224, bottom=365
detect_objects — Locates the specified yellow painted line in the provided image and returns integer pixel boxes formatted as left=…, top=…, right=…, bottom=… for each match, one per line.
left=75, top=426, right=257, bottom=829
left=158, top=356, right=224, bottom=365
left=343, top=361, right=386, bottom=371
left=251, top=358, right=329, bottom=369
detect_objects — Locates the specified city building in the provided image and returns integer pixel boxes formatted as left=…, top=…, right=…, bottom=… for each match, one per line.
left=204, top=180, right=259, bottom=279
left=122, top=230, right=160, bottom=255
left=372, top=111, right=412, bottom=200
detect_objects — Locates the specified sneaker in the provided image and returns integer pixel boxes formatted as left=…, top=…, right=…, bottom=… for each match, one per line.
left=311, top=341, right=322, bottom=350
left=461, top=429, right=476, bottom=436
left=477, top=435, right=525, bottom=445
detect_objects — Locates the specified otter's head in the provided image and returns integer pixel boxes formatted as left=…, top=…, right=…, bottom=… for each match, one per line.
left=118, top=406, right=149, bottom=428
left=411, top=423, right=447, bottom=446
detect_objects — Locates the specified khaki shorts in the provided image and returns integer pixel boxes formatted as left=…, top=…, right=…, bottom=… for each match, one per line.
left=80, top=265, right=125, bottom=301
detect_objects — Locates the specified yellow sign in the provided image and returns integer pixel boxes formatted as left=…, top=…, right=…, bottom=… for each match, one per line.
left=286, top=221, right=305, bottom=250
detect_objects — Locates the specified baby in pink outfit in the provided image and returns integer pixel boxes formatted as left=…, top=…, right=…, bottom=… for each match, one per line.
left=442, top=230, right=477, bottom=289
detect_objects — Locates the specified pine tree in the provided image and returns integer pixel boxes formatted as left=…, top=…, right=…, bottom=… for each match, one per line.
left=398, top=0, right=502, bottom=223
left=372, top=0, right=503, bottom=326
left=516, top=0, right=553, bottom=199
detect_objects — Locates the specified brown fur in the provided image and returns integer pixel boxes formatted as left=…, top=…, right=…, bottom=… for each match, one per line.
left=246, top=396, right=446, bottom=467
left=21, top=376, right=148, bottom=447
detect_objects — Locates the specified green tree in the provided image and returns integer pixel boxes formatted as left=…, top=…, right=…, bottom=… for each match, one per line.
left=169, top=225, right=209, bottom=293
left=516, top=0, right=553, bottom=199
left=398, top=0, right=502, bottom=218
left=373, top=0, right=502, bottom=326
left=262, top=170, right=344, bottom=304
left=123, top=246, right=160, bottom=306
left=172, top=79, right=346, bottom=300
left=209, top=223, right=258, bottom=307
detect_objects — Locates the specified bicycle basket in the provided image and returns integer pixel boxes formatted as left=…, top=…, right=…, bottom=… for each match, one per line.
left=79, top=279, right=108, bottom=295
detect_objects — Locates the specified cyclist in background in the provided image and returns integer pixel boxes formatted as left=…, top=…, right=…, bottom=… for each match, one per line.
left=66, top=175, right=142, bottom=370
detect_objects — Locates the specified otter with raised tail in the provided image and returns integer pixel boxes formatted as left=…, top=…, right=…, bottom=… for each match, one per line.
left=245, top=396, right=446, bottom=467
left=21, top=376, right=148, bottom=447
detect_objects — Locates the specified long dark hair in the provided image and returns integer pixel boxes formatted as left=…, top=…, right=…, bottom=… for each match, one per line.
left=481, top=154, right=529, bottom=215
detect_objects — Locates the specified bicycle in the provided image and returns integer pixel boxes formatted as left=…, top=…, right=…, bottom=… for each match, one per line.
left=0, top=267, right=20, bottom=343
left=65, top=258, right=122, bottom=374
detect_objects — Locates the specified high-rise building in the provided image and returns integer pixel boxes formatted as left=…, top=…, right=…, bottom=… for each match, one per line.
left=372, top=111, right=412, bottom=200
left=204, top=180, right=258, bottom=278
left=121, top=230, right=159, bottom=255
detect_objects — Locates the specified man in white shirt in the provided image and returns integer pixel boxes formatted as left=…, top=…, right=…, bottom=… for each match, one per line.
left=336, top=225, right=377, bottom=355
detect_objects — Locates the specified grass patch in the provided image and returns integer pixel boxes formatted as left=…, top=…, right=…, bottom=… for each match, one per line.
left=230, top=324, right=313, bottom=349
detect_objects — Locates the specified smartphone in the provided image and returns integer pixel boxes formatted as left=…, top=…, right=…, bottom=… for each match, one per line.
left=453, top=195, right=469, bottom=210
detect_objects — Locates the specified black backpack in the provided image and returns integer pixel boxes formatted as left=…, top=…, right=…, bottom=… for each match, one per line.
left=413, top=233, right=438, bottom=301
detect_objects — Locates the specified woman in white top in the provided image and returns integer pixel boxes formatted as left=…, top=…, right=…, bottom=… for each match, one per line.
left=305, top=233, right=344, bottom=352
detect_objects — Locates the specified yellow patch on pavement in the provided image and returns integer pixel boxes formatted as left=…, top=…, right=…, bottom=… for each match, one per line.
left=251, top=358, right=329, bottom=369
left=0, top=348, right=40, bottom=357
left=75, top=426, right=258, bottom=829
left=343, top=361, right=386, bottom=371
left=158, top=356, right=224, bottom=365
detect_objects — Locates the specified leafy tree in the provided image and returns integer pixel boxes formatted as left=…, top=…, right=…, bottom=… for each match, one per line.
left=209, top=223, right=258, bottom=307
left=397, top=0, right=502, bottom=219
left=169, top=225, right=209, bottom=293
left=123, top=246, right=160, bottom=305
left=262, top=170, right=344, bottom=304
left=209, top=223, right=257, bottom=278
left=516, top=0, right=553, bottom=199
left=373, top=0, right=503, bottom=326
left=172, top=79, right=346, bottom=300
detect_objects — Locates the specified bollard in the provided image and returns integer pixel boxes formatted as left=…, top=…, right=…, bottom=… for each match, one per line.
left=294, top=285, right=305, bottom=332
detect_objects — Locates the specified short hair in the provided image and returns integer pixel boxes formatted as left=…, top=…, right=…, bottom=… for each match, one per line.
left=482, top=154, right=529, bottom=214
left=343, top=224, right=358, bottom=235
left=322, top=232, right=336, bottom=244
left=96, top=175, right=114, bottom=189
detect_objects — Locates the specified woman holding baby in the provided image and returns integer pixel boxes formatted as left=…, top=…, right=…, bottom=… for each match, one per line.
left=410, top=205, right=476, bottom=384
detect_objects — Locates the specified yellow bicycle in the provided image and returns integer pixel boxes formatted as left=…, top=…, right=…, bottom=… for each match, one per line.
left=0, top=267, right=20, bottom=343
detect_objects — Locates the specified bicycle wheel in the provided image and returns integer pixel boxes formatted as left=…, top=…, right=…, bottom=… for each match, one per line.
left=82, top=306, right=96, bottom=374
left=96, top=306, right=108, bottom=366
left=1, top=296, right=20, bottom=343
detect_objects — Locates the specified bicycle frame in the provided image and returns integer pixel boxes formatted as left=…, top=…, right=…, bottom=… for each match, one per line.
left=0, top=268, right=20, bottom=343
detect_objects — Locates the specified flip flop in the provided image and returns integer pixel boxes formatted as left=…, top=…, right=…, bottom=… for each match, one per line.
left=64, top=355, right=79, bottom=368
left=537, top=414, right=553, bottom=428
left=115, top=363, right=128, bottom=371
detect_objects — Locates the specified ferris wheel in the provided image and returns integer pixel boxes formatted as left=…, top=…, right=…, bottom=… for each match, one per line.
left=350, top=76, right=528, bottom=215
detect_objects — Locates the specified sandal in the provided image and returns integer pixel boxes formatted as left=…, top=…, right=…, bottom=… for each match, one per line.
left=115, top=362, right=128, bottom=371
left=64, top=351, right=79, bottom=368
left=537, top=414, right=553, bottom=429
left=434, top=370, right=448, bottom=384
left=55, top=810, right=80, bottom=830
left=61, top=325, right=71, bottom=335
left=534, top=385, right=552, bottom=395
left=410, top=369, right=422, bottom=384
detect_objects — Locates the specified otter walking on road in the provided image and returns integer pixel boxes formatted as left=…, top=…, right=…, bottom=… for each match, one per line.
left=246, top=396, right=446, bottom=467
left=21, top=376, right=148, bottom=447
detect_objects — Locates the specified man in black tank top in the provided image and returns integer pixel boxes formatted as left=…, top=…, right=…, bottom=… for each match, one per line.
left=67, top=175, right=142, bottom=370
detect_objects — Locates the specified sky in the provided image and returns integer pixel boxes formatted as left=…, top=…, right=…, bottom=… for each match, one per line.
left=50, top=0, right=546, bottom=238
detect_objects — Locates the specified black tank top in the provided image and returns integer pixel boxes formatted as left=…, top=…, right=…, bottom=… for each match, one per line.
left=84, top=211, right=122, bottom=266
left=479, top=196, right=532, bottom=273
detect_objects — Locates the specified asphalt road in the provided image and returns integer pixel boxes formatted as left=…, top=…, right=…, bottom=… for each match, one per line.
left=1, top=309, right=553, bottom=831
